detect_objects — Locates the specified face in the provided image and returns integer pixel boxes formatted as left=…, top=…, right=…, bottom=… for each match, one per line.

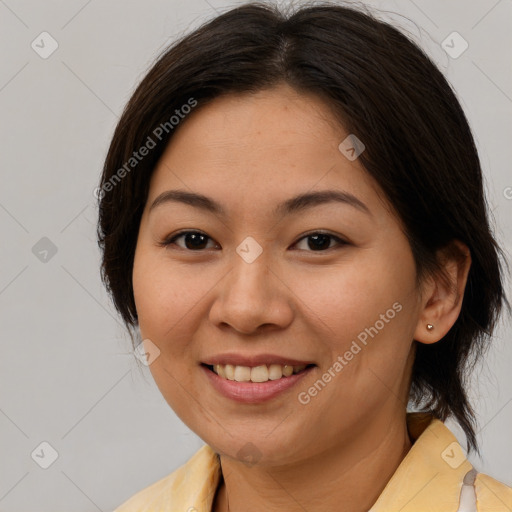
left=132, top=83, right=424, bottom=466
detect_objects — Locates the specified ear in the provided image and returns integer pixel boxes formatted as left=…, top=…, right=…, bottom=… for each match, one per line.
left=414, top=240, right=471, bottom=344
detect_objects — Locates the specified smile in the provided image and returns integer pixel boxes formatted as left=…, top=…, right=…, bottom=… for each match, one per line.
left=201, top=363, right=316, bottom=403
left=206, top=363, right=313, bottom=382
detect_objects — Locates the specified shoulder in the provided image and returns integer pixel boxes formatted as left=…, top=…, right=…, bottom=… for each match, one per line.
left=113, top=470, right=176, bottom=512
left=113, top=444, right=221, bottom=512
left=474, top=472, right=512, bottom=511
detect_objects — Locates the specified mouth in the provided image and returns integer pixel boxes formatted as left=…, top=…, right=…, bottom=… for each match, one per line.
left=201, top=361, right=317, bottom=404
left=201, top=363, right=316, bottom=383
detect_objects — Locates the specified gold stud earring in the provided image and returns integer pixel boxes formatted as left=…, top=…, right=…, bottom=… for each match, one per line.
left=426, top=324, right=434, bottom=331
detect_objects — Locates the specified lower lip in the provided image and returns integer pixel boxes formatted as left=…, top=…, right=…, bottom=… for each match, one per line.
left=201, top=364, right=315, bottom=404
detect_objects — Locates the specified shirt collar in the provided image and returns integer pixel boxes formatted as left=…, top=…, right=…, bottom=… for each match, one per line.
left=170, top=412, right=473, bottom=512
left=369, top=412, right=473, bottom=511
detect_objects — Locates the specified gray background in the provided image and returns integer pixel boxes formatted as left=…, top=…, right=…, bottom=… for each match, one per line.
left=0, top=0, right=511, bottom=510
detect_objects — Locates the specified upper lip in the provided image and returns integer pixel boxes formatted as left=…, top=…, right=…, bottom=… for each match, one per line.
left=202, top=353, right=315, bottom=367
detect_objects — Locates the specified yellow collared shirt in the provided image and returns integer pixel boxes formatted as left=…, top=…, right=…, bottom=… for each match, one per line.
left=114, top=413, right=512, bottom=511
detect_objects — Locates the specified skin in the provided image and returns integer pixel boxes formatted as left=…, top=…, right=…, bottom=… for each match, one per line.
left=132, top=83, right=471, bottom=512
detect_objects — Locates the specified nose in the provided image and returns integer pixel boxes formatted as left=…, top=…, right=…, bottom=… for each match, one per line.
left=208, top=253, right=294, bottom=335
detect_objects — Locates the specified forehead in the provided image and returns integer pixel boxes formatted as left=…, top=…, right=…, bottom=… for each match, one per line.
left=146, top=85, right=390, bottom=220
left=169, top=84, right=343, bottom=149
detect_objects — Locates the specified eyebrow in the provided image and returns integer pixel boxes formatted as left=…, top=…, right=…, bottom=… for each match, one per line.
left=149, top=189, right=372, bottom=217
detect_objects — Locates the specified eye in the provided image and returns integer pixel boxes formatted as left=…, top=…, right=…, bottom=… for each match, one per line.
left=293, top=231, right=348, bottom=252
left=159, top=230, right=348, bottom=252
left=160, top=230, right=219, bottom=251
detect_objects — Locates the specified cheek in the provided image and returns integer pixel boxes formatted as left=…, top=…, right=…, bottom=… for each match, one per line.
left=288, top=257, right=410, bottom=341
left=132, top=251, right=202, bottom=343
left=132, top=250, right=229, bottom=370
left=288, top=247, right=417, bottom=396
left=132, top=252, right=208, bottom=416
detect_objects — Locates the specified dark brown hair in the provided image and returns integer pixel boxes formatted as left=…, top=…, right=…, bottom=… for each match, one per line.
left=97, top=1, right=510, bottom=453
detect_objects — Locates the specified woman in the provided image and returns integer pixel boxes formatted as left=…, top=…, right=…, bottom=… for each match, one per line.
left=97, top=2, right=512, bottom=511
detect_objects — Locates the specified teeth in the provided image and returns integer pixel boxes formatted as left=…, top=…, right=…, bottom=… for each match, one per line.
left=224, top=364, right=235, bottom=380
left=282, top=364, right=294, bottom=377
left=216, top=364, right=226, bottom=379
left=234, top=365, right=251, bottom=382
left=268, top=364, right=283, bottom=380
left=211, top=363, right=309, bottom=382
left=251, top=365, right=268, bottom=383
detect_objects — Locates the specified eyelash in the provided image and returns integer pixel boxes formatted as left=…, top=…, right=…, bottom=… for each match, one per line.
left=158, top=230, right=349, bottom=253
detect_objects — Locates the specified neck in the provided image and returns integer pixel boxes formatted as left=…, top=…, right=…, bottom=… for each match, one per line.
left=213, top=412, right=413, bottom=512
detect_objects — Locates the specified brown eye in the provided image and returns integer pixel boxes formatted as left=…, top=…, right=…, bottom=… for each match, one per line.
left=160, top=230, right=347, bottom=253
left=162, top=231, right=218, bottom=251
left=293, top=232, right=348, bottom=252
